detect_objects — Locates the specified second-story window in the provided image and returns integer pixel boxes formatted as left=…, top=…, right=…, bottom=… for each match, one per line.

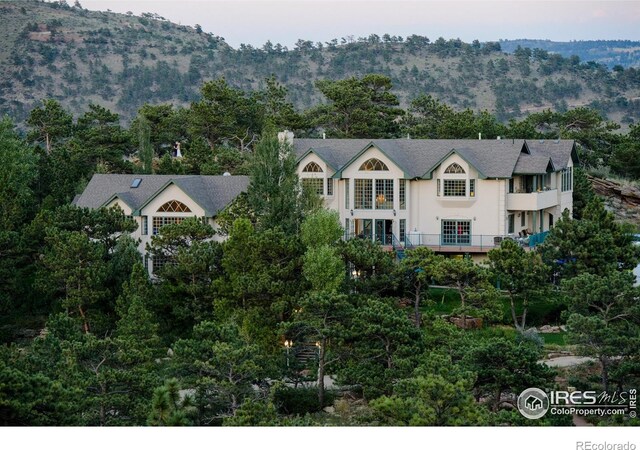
left=302, top=178, right=324, bottom=196
left=399, top=179, right=406, bottom=209
left=354, top=179, right=373, bottom=209
left=440, top=163, right=474, bottom=198
left=375, top=179, right=394, bottom=209
left=301, top=161, right=325, bottom=196
left=443, top=179, right=466, bottom=197
left=327, top=178, right=334, bottom=196
left=345, top=181, right=350, bottom=209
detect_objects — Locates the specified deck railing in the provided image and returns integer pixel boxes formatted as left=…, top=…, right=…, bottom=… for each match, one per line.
left=344, top=231, right=550, bottom=251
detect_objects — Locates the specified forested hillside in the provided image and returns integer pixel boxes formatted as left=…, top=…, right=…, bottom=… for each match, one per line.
left=2, top=0, right=640, bottom=126
left=500, top=39, right=640, bottom=69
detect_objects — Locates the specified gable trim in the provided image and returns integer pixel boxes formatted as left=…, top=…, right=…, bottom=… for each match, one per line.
left=132, top=180, right=212, bottom=217
left=99, top=193, right=135, bottom=210
left=296, top=149, right=336, bottom=172
left=332, top=142, right=411, bottom=179
left=421, top=149, right=488, bottom=180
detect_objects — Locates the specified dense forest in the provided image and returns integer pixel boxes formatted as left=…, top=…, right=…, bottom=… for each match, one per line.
left=1, top=67, right=639, bottom=425
left=2, top=0, right=640, bottom=127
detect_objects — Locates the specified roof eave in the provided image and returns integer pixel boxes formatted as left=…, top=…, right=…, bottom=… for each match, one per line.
left=333, top=141, right=411, bottom=179
left=133, top=179, right=213, bottom=217
left=421, top=149, right=488, bottom=180
left=296, top=148, right=337, bottom=172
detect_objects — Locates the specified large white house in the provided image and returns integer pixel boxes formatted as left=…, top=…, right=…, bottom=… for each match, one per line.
left=74, top=136, right=575, bottom=272
left=292, top=136, right=576, bottom=256
left=73, top=174, right=249, bottom=273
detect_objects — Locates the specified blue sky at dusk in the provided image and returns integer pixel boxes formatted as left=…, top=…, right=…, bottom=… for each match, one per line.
left=78, top=0, right=640, bottom=48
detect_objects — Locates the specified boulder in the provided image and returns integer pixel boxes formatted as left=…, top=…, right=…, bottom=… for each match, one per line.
left=449, top=316, right=483, bottom=329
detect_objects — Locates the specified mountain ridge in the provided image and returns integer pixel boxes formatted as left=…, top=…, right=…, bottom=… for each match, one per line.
left=1, top=0, right=639, bottom=126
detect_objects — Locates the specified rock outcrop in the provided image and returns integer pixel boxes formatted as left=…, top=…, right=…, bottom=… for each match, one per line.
left=588, top=175, right=640, bottom=225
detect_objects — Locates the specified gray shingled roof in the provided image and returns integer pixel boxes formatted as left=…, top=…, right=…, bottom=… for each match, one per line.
left=513, top=154, right=554, bottom=175
left=294, top=138, right=539, bottom=178
left=525, top=140, right=576, bottom=169
left=73, top=174, right=249, bottom=216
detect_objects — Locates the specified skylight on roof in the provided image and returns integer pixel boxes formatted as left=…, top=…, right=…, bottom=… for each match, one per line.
left=131, top=178, right=142, bottom=188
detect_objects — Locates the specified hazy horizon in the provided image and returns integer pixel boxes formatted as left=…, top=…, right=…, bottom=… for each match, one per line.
left=75, top=0, right=640, bottom=49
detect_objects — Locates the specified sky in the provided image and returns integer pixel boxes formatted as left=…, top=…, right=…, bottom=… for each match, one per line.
left=77, top=0, right=640, bottom=48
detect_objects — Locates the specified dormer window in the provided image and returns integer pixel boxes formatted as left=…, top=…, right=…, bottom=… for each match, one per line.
left=360, top=158, right=389, bottom=171
left=437, top=162, right=475, bottom=198
left=303, top=162, right=323, bottom=173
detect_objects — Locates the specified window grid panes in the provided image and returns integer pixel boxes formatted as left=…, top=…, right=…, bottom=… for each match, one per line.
left=359, top=158, right=389, bottom=171
left=469, top=179, right=475, bottom=197
left=354, top=179, right=373, bottom=209
left=157, top=200, right=191, bottom=213
left=152, top=254, right=173, bottom=274
left=302, top=161, right=323, bottom=172
left=327, top=178, right=334, bottom=196
left=442, top=220, right=471, bottom=245
left=399, top=219, right=406, bottom=243
left=437, top=179, right=441, bottom=196
left=345, top=181, right=350, bottom=209
left=302, top=178, right=324, bottom=196
left=443, top=179, right=466, bottom=197
left=152, top=216, right=185, bottom=235
left=399, top=179, right=406, bottom=209
left=508, top=214, right=515, bottom=234
left=142, top=216, right=148, bottom=235
left=561, top=167, right=573, bottom=192
left=444, top=163, right=466, bottom=174
left=375, top=179, right=394, bottom=210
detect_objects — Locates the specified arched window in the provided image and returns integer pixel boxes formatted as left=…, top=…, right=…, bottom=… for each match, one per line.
left=444, top=163, right=465, bottom=174
left=157, top=200, right=192, bottom=213
left=302, top=161, right=323, bottom=173
left=359, top=158, right=389, bottom=171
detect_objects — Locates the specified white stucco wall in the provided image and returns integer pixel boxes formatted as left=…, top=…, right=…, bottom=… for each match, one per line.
left=409, top=154, right=504, bottom=239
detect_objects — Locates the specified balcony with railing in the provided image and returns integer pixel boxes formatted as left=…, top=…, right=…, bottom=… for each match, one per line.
left=507, top=188, right=558, bottom=211
left=344, top=231, right=550, bottom=253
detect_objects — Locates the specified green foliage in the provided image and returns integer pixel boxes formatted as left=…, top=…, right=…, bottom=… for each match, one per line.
left=247, top=132, right=302, bottom=234
left=137, top=115, right=154, bottom=174
left=148, top=379, right=194, bottom=426
left=147, top=217, right=222, bottom=334
left=310, top=74, right=402, bottom=138
left=540, top=198, right=640, bottom=278
left=214, top=193, right=256, bottom=237
left=338, top=297, right=423, bottom=399
left=189, top=78, right=263, bottom=150
left=271, top=385, right=325, bottom=415
left=398, top=247, right=443, bottom=326
left=300, top=209, right=343, bottom=248
left=462, top=337, right=555, bottom=411
left=433, top=256, right=502, bottom=324
left=562, top=271, right=640, bottom=390
left=26, top=99, right=73, bottom=153
left=403, top=94, right=506, bottom=139
left=338, top=238, right=396, bottom=295
left=303, top=245, right=345, bottom=294
left=172, top=320, right=274, bottom=422
left=487, top=239, right=550, bottom=330
left=370, top=373, right=485, bottom=425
